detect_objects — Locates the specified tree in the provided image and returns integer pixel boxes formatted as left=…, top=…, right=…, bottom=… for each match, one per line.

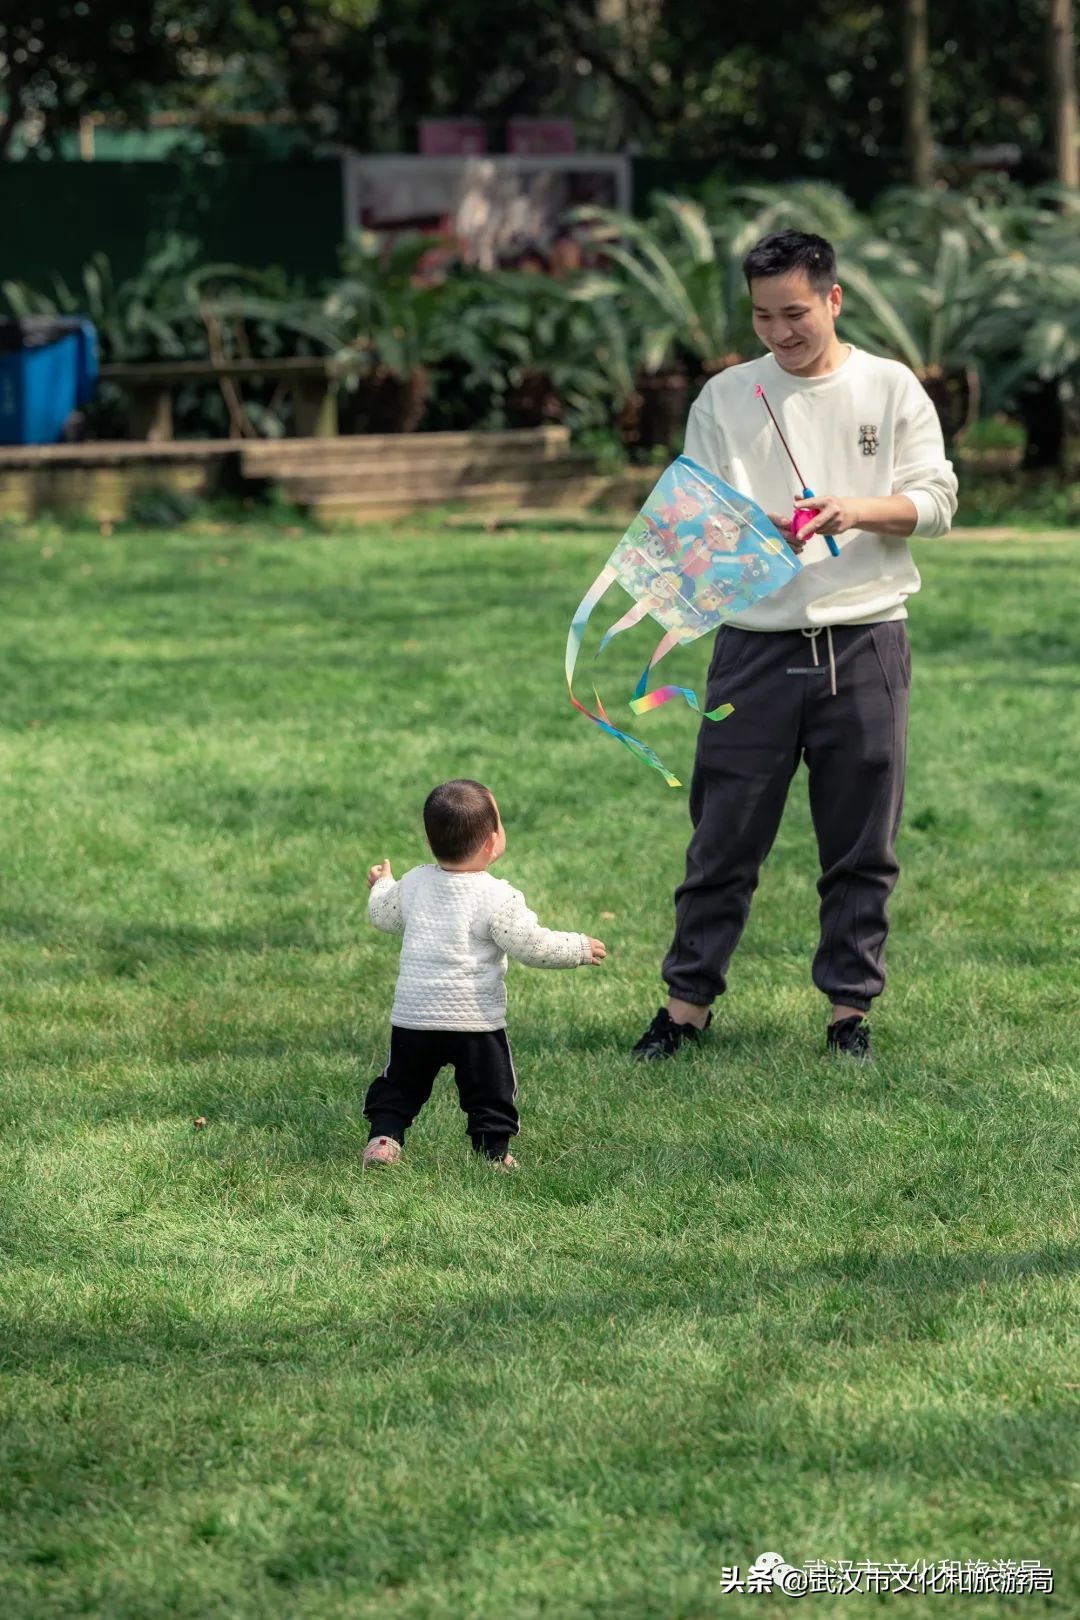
left=902, top=0, right=934, bottom=188
left=2, top=0, right=1075, bottom=197
left=0, top=2, right=377, bottom=161
left=1048, top=0, right=1079, bottom=188
left=1, top=4, right=177, bottom=160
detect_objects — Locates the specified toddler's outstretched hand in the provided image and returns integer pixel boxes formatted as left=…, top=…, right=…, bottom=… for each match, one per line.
left=586, top=936, right=607, bottom=965
left=367, top=859, right=393, bottom=888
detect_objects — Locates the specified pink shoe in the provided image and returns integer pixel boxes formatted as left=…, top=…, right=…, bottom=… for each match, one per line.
left=493, top=1153, right=518, bottom=1172
left=363, top=1135, right=401, bottom=1168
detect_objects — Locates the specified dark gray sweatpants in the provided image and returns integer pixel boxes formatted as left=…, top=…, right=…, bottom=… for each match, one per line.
left=663, top=620, right=910, bottom=1013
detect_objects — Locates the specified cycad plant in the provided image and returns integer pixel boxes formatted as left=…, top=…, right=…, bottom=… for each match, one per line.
left=2, top=239, right=339, bottom=437
left=873, top=182, right=1060, bottom=260
left=568, top=193, right=753, bottom=449
left=2, top=236, right=201, bottom=363
left=321, top=232, right=454, bottom=432
left=861, top=186, right=1076, bottom=453
left=844, top=228, right=992, bottom=443
left=571, top=192, right=751, bottom=373
left=443, top=268, right=634, bottom=432
left=725, top=180, right=874, bottom=256
left=971, top=200, right=1080, bottom=468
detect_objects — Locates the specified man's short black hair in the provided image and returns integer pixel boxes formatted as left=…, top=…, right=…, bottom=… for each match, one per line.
left=423, top=779, right=498, bottom=862
left=742, top=229, right=838, bottom=296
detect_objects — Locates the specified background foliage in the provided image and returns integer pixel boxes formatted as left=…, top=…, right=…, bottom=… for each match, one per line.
left=5, top=182, right=1078, bottom=463
left=0, top=1, right=1067, bottom=188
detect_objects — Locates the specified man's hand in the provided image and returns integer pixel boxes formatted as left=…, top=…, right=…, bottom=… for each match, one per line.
left=585, top=937, right=607, bottom=964
left=793, top=494, right=863, bottom=540
left=367, top=859, right=393, bottom=888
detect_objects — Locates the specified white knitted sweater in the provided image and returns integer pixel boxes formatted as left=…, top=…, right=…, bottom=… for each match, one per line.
left=369, top=865, right=593, bottom=1031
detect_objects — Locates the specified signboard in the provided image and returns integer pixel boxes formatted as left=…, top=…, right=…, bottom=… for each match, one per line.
left=418, top=120, right=487, bottom=156
left=507, top=119, right=575, bottom=155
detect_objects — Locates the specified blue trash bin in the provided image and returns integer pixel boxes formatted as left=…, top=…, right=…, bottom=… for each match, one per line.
left=0, top=318, right=99, bottom=445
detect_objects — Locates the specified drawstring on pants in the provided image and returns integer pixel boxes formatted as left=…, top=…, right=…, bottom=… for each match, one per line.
left=802, top=626, right=837, bottom=696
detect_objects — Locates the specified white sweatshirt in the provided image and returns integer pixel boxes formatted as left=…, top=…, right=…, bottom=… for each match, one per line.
left=369, top=866, right=592, bottom=1031
left=684, top=346, right=958, bottom=629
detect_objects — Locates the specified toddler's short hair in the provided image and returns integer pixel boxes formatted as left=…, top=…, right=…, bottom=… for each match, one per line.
left=424, top=779, right=498, bottom=862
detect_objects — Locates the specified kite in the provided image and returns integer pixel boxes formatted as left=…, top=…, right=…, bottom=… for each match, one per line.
left=565, top=455, right=802, bottom=787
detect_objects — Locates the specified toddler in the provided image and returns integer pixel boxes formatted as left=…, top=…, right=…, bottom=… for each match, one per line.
left=364, top=779, right=605, bottom=1169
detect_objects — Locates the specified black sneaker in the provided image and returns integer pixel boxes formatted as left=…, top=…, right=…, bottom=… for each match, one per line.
left=631, top=1006, right=712, bottom=1061
left=826, top=1015, right=873, bottom=1061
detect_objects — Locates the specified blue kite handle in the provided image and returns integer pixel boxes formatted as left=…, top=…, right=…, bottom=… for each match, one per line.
left=803, top=487, right=840, bottom=557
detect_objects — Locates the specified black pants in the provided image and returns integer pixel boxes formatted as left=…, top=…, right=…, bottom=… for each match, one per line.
left=364, top=1026, right=520, bottom=1158
left=663, top=621, right=910, bottom=1013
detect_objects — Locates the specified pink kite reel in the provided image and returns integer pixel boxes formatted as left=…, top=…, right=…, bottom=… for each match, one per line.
left=791, top=504, right=817, bottom=541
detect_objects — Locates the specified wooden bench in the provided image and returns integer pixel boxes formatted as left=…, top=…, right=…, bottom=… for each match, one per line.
left=99, top=356, right=357, bottom=441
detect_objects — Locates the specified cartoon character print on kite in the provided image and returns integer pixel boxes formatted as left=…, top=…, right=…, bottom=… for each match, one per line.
left=565, top=455, right=804, bottom=787
left=692, top=578, right=739, bottom=615
left=656, top=488, right=703, bottom=535
left=638, top=522, right=680, bottom=565
left=683, top=516, right=740, bottom=577
left=725, top=559, right=772, bottom=614
left=705, top=514, right=742, bottom=550
left=680, top=534, right=712, bottom=578
left=638, top=570, right=687, bottom=613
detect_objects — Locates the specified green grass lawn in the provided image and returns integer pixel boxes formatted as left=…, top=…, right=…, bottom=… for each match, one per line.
left=0, top=510, right=1077, bottom=1618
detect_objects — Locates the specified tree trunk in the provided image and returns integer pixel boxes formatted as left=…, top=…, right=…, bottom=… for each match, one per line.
left=1018, top=381, right=1066, bottom=472
left=1048, top=0, right=1080, bottom=189
left=918, top=364, right=980, bottom=449
left=0, top=61, right=26, bottom=160
left=902, top=0, right=934, bottom=189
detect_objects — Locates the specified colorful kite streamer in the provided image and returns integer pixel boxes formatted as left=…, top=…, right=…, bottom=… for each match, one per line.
left=566, top=455, right=802, bottom=786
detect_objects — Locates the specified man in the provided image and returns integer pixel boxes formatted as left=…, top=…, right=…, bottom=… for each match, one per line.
left=632, top=228, right=957, bottom=1063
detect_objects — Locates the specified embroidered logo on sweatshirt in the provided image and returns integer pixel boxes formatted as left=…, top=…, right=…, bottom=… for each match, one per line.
left=859, top=424, right=880, bottom=456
